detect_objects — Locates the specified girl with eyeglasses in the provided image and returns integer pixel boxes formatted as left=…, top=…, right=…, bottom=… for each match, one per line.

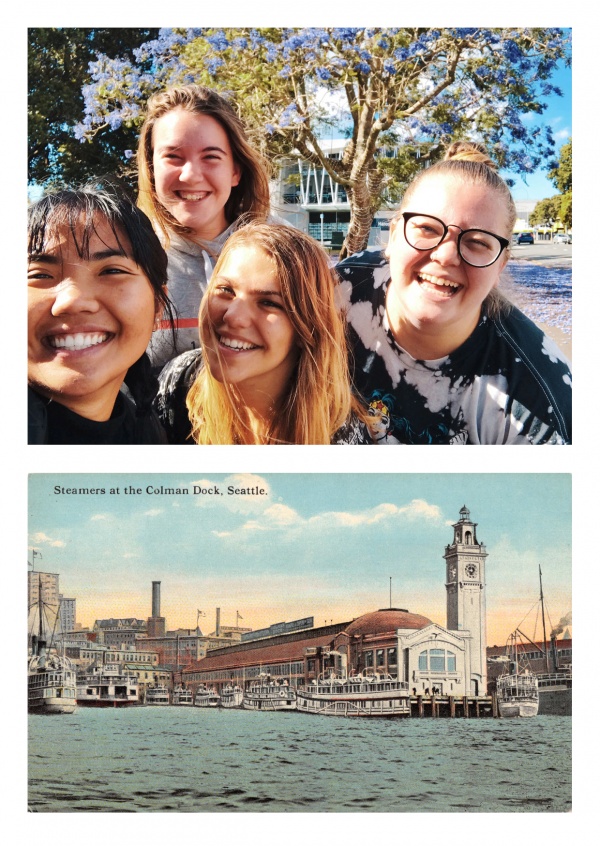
left=336, top=142, right=572, bottom=444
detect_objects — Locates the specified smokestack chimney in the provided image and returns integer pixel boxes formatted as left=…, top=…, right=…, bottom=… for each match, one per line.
left=216, top=607, right=221, bottom=637
left=152, top=581, right=161, bottom=618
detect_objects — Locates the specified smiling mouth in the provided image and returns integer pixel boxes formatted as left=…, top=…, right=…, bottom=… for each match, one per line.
left=417, top=272, right=463, bottom=296
left=218, top=335, right=260, bottom=352
left=46, top=332, right=111, bottom=351
left=177, top=191, right=210, bottom=201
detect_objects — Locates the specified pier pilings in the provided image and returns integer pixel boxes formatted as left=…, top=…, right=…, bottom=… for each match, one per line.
left=408, top=694, right=495, bottom=718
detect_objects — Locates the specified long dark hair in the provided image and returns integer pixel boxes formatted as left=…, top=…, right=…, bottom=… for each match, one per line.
left=28, top=184, right=175, bottom=439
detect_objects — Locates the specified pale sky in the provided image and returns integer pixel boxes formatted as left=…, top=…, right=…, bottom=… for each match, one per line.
left=28, top=473, right=571, bottom=646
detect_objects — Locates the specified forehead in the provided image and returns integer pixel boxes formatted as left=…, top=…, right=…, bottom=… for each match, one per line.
left=153, top=108, right=233, bottom=151
left=34, top=215, right=131, bottom=258
left=404, top=174, right=508, bottom=233
left=217, top=243, right=279, bottom=286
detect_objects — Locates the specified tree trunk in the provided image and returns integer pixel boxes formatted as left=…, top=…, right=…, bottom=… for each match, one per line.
left=337, top=171, right=381, bottom=262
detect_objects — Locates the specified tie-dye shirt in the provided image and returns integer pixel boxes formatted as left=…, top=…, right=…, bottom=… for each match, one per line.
left=336, top=250, right=572, bottom=445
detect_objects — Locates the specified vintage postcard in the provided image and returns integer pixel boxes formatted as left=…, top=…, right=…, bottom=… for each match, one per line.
left=28, top=472, right=571, bottom=814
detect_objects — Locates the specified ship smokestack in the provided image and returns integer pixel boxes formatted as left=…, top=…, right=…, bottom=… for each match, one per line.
left=152, top=581, right=161, bottom=618
left=216, top=607, right=221, bottom=637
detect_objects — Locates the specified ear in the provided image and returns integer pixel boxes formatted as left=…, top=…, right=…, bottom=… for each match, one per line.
left=231, top=160, right=242, bottom=188
left=385, top=218, right=401, bottom=258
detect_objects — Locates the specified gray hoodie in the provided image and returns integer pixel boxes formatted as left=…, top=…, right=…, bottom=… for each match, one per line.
left=147, top=223, right=236, bottom=369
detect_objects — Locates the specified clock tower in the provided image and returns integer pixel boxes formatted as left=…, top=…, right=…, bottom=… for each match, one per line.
left=444, top=505, right=488, bottom=695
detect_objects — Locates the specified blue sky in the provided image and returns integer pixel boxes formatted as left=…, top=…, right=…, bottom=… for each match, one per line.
left=28, top=473, right=571, bottom=646
left=505, top=61, right=572, bottom=201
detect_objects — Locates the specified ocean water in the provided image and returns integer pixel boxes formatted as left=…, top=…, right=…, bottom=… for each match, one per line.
left=502, top=261, right=572, bottom=338
left=28, top=708, right=571, bottom=813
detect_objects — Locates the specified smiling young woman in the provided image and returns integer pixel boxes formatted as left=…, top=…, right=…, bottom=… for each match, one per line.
left=27, top=186, right=174, bottom=444
left=137, top=85, right=271, bottom=369
left=336, top=142, right=572, bottom=445
left=154, top=223, right=369, bottom=445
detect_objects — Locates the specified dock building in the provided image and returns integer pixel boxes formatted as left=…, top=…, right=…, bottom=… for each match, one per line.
left=182, top=506, right=489, bottom=699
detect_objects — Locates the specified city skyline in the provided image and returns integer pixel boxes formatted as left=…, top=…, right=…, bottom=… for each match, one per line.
left=28, top=474, right=571, bottom=647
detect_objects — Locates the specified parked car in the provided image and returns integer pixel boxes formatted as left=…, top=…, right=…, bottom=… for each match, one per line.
left=553, top=233, right=571, bottom=244
left=517, top=232, right=534, bottom=245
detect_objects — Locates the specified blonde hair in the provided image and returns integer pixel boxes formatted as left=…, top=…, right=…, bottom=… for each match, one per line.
left=186, top=223, right=359, bottom=444
left=399, top=140, right=517, bottom=238
left=396, top=140, right=514, bottom=318
left=137, top=85, right=271, bottom=246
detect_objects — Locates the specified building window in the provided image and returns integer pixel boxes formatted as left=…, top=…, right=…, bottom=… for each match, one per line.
left=418, top=649, right=457, bottom=673
left=388, top=647, right=397, bottom=666
left=376, top=649, right=385, bottom=666
left=364, top=651, right=374, bottom=668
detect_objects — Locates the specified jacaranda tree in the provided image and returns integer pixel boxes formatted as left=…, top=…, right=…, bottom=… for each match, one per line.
left=74, top=27, right=571, bottom=258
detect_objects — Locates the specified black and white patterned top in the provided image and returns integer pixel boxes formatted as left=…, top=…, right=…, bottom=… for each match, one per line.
left=336, top=249, right=572, bottom=445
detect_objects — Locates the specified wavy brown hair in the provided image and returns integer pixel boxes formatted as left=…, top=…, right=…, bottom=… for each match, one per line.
left=186, top=223, right=361, bottom=444
left=137, top=85, right=271, bottom=246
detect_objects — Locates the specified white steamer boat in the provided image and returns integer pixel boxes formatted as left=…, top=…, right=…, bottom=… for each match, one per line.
left=297, top=671, right=411, bottom=717
left=497, top=631, right=539, bottom=718
left=28, top=576, right=77, bottom=715
left=194, top=685, right=221, bottom=707
left=243, top=676, right=297, bottom=711
left=145, top=685, right=170, bottom=705
left=220, top=684, right=244, bottom=708
left=172, top=685, right=194, bottom=705
left=77, top=662, right=139, bottom=707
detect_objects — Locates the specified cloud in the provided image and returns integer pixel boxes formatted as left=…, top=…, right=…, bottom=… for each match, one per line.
left=29, top=532, right=66, bottom=548
left=91, top=514, right=109, bottom=521
left=221, top=497, right=446, bottom=536
left=143, top=509, right=163, bottom=517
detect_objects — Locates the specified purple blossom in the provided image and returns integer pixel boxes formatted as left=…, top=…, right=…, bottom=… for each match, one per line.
left=355, top=61, right=371, bottom=75
left=316, top=67, right=332, bottom=81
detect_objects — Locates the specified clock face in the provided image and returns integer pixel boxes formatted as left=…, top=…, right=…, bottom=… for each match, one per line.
left=465, top=564, right=477, bottom=578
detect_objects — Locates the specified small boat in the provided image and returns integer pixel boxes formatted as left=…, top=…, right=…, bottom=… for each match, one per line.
left=496, top=631, right=539, bottom=718
left=145, top=685, right=170, bottom=705
left=220, top=684, right=244, bottom=708
left=243, top=676, right=297, bottom=711
left=297, top=671, right=410, bottom=717
left=172, top=685, right=194, bottom=706
left=28, top=644, right=77, bottom=715
left=28, top=576, right=77, bottom=715
left=194, top=685, right=220, bottom=707
left=77, top=662, right=139, bottom=707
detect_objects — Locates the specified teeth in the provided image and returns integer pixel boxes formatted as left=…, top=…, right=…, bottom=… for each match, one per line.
left=419, top=273, right=460, bottom=289
left=219, top=336, right=258, bottom=351
left=179, top=192, right=209, bottom=201
left=48, top=332, right=109, bottom=351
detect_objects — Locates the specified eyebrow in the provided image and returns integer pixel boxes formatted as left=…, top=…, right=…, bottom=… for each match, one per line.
left=158, top=144, right=228, bottom=155
left=28, top=248, right=130, bottom=263
left=215, top=277, right=283, bottom=298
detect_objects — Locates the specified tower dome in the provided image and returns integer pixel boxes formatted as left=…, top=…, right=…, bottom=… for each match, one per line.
left=344, top=608, right=432, bottom=637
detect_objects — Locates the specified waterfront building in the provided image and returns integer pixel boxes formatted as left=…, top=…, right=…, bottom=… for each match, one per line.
left=28, top=571, right=60, bottom=648
left=182, top=507, right=488, bottom=699
left=58, top=595, right=76, bottom=634
left=93, top=618, right=147, bottom=648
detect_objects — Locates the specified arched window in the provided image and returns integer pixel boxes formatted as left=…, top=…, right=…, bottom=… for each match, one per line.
left=465, top=531, right=472, bottom=544
left=418, top=649, right=457, bottom=673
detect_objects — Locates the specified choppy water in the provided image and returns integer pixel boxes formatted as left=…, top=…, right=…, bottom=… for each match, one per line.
left=28, top=708, right=571, bottom=813
left=502, top=261, right=572, bottom=337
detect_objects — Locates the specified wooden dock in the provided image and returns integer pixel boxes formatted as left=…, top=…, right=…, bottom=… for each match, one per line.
left=409, top=693, right=498, bottom=718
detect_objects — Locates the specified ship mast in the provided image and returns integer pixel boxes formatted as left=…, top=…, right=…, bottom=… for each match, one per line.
left=539, top=565, right=549, bottom=673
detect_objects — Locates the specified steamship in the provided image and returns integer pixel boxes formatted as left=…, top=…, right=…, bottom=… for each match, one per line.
left=243, top=676, right=297, bottom=710
left=297, top=671, right=411, bottom=717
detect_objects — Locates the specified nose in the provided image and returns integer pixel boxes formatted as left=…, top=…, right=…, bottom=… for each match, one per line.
left=51, top=279, right=100, bottom=316
left=222, top=296, right=252, bottom=328
left=429, top=227, right=462, bottom=266
left=179, top=158, right=204, bottom=183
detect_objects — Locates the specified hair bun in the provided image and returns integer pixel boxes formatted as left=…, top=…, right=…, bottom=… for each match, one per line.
left=443, top=141, right=496, bottom=170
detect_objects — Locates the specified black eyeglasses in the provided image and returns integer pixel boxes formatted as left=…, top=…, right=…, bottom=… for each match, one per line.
left=402, top=212, right=509, bottom=268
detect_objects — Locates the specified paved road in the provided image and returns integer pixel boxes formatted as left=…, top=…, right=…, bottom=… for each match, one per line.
left=510, top=242, right=571, bottom=265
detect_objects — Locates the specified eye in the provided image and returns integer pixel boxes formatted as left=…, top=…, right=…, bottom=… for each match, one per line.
left=260, top=298, right=284, bottom=310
